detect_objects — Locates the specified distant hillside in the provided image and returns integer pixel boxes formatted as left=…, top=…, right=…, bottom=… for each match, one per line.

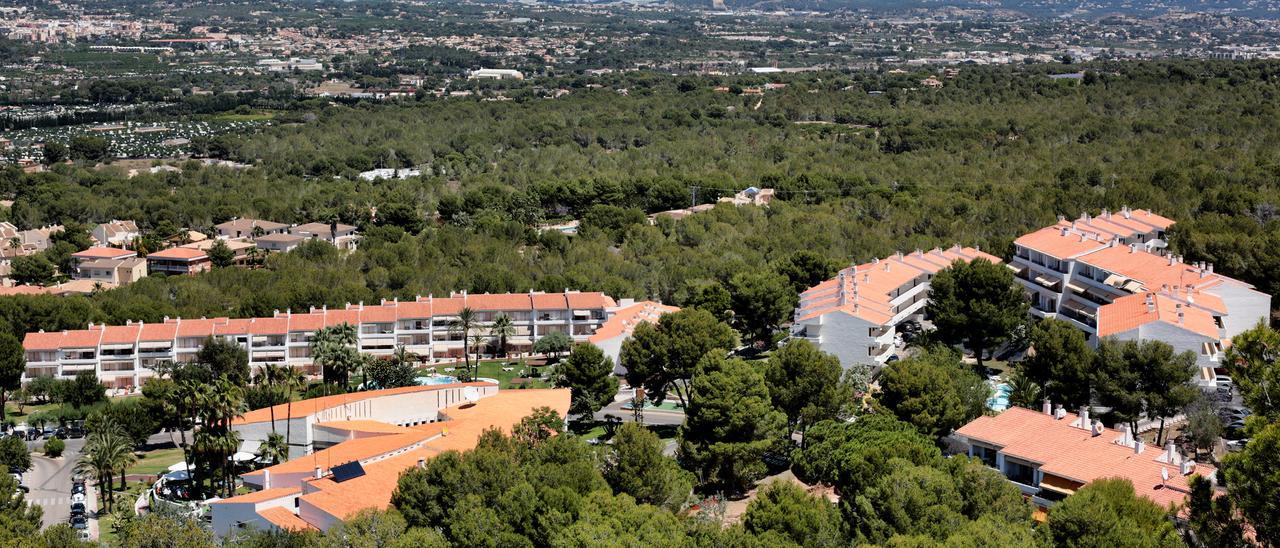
left=667, top=0, right=1278, bottom=18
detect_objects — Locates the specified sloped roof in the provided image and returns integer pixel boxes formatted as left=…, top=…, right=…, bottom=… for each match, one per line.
left=1096, top=292, right=1220, bottom=339
left=589, top=301, right=679, bottom=344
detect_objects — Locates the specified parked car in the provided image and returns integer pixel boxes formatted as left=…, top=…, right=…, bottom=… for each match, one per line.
left=1226, top=439, right=1249, bottom=452
left=70, top=493, right=86, bottom=504
left=69, top=516, right=88, bottom=530
left=70, top=502, right=86, bottom=516
left=71, top=482, right=86, bottom=495
left=66, top=426, right=85, bottom=439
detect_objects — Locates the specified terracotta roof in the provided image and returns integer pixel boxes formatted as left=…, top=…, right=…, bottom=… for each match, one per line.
left=248, top=317, right=289, bottom=336
left=22, top=331, right=65, bottom=350
left=147, top=247, right=207, bottom=260
left=176, top=318, right=224, bottom=338
left=567, top=292, right=615, bottom=309
left=138, top=322, right=178, bottom=341
left=215, top=318, right=254, bottom=337
left=797, top=246, right=999, bottom=326
left=589, top=301, right=679, bottom=344
left=243, top=431, right=434, bottom=477
left=356, top=304, right=398, bottom=323
left=956, top=407, right=1215, bottom=509
left=215, top=218, right=288, bottom=234
left=1077, top=246, right=1221, bottom=294
left=1014, top=226, right=1111, bottom=260
left=464, top=293, right=532, bottom=311
left=72, top=247, right=136, bottom=260
left=1096, top=293, right=1220, bottom=339
left=313, top=420, right=417, bottom=435
left=61, top=328, right=104, bottom=348
left=296, top=389, right=570, bottom=521
left=254, top=233, right=305, bottom=243
left=258, top=506, right=316, bottom=532
left=100, top=324, right=141, bottom=345
left=0, top=286, right=53, bottom=297
left=286, top=312, right=325, bottom=332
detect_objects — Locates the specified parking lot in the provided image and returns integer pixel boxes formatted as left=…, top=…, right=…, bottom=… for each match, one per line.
left=20, top=434, right=97, bottom=540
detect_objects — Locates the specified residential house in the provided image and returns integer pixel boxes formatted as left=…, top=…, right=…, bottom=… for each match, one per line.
left=91, top=220, right=140, bottom=247
left=254, top=233, right=306, bottom=253
left=146, top=247, right=211, bottom=276
left=290, top=222, right=360, bottom=250
left=20, top=290, right=623, bottom=387
left=793, top=246, right=1001, bottom=370
left=210, top=385, right=567, bottom=537
left=955, top=405, right=1216, bottom=515
left=216, top=218, right=289, bottom=240
left=70, top=247, right=137, bottom=278
left=181, top=238, right=256, bottom=266
left=1009, top=208, right=1270, bottom=376
left=77, top=257, right=147, bottom=286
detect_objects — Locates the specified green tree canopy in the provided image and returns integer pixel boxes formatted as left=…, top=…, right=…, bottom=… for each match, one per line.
left=620, top=308, right=737, bottom=408
left=1039, top=478, right=1180, bottom=548
left=1093, top=338, right=1197, bottom=443
left=1222, top=321, right=1280, bottom=419
left=877, top=348, right=990, bottom=438
left=677, top=354, right=786, bottom=494
left=601, top=422, right=694, bottom=512
left=554, top=342, right=619, bottom=417
left=1020, top=318, right=1094, bottom=410
left=926, top=258, right=1028, bottom=366
left=742, top=480, right=846, bottom=547
left=1221, top=419, right=1280, bottom=546
left=728, top=270, right=797, bottom=347
left=764, top=339, right=852, bottom=433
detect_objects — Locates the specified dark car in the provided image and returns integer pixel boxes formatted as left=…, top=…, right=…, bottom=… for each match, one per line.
left=70, top=516, right=88, bottom=530
left=70, top=502, right=86, bottom=516
left=71, top=482, right=86, bottom=495
left=66, top=427, right=85, bottom=439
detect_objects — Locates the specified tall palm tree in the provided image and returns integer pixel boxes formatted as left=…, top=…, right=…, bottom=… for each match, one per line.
left=450, top=307, right=478, bottom=380
left=282, top=366, right=306, bottom=460
left=76, top=421, right=135, bottom=512
left=253, top=363, right=289, bottom=434
left=194, top=377, right=245, bottom=498
left=311, top=324, right=360, bottom=388
left=470, top=333, right=488, bottom=381
left=489, top=313, right=515, bottom=360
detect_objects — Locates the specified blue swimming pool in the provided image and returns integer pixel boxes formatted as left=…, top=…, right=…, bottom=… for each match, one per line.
left=987, top=382, right=1012, bottom=412
left=417, top=375, right=460, bottom=386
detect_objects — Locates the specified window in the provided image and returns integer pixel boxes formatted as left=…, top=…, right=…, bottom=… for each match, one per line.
left=971, top=445, right=998, bottom=468
left=1004, top=460, right=1036, bottom=486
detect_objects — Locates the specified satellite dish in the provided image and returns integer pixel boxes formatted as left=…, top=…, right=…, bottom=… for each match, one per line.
left=462, top=386, right=480, bottom=404
left=1160, top=467, right=1170, bottom=482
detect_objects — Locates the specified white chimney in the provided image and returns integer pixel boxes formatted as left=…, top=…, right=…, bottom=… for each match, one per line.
left=1092, top=420, right=1104, bottom=436
left=264, top=469, right=271, bottom=489
left=1134, top=440, right=1145, bottom=455
left=1042, top=399, right=1052, bottom=415
left=314, top=466, right=323, bottom=479
left=418, top=457, right=426, bottom=469
left=1181, top=460, right=1195, bottom=476
left=1164, top=440, right=1178, bottom=463
left=1054, top=405, right=1067, bottom=420
left=1078, top=406, right=1090, bottom=429
left=1129, top=243, right=1137, bottom=254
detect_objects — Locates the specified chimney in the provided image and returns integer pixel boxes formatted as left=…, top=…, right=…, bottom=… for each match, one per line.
left=418, top=457, right=426, bottom=469
left=1042, top=399, right=1052, bottom=415
left=314, top=466, right=323, bottom=479
left=1118, top=423, right=1134, bottom=447
left=1129, top=243, right=1137, bottom=254
left=1092, top=420, right=1104, bottom=437
left=1181, top=460, right=1195, bottom=476
left=1060, top=227, right=1069, bottom=237
left=863, top=273, right=870, bottom=283
left=1054, top=405, right=1067, bottom=420
left=1078, top=406, right=1090, bottom=429
left=1207, top=263, right=1214, bottom=274
left=1134, top=440, right=1145, bottom=455
left=1145, top=295, right=1155, bottom=313
left=264, top=469, right=271, bottom=489
left=1164, top=440, right=1178, bottom=463
left=1168, top=255, right=1176, bottom=266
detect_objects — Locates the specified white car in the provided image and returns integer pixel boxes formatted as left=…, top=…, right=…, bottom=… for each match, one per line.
left=1215, top=374, right=1234, bottom=387
left=70, top=492, right=86, bottom=504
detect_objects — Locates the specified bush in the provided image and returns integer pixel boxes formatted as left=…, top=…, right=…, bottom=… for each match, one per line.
left=44, top=438, right=64, bottom=458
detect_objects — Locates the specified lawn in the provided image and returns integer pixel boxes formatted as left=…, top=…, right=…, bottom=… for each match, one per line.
left=418, top=358, right=555, bottom=389
left=210, top=111, right=275, bottom=122
left=126, top=446, right=186, bottom=476
left=4, top=401, right=60, bottom=420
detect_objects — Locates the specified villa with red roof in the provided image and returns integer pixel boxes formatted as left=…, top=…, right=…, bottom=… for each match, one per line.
left=792, top=245, right=1001, bottom=369
left=955, top=404, right=1216, bottom=515
left=20, top=291, right=645, bottom=389
left=146, top=246, right=212, bottom=275
left=211, top=383, right=569, bottom=538
left=1009, top=208, right=1270, bottom=377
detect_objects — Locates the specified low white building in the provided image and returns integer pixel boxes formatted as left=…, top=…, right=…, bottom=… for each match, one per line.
left=469, top=68, right=524, bottom=80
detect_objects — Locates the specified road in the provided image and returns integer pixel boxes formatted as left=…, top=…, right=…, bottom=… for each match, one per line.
left=591, top=389, right=686, bottom=427
left=24, top=437, right=89, bottom=530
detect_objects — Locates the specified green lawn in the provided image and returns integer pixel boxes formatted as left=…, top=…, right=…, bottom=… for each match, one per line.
left=4, top=401, right=60, bottom=420
left=126, top=446, right=185, bottom=476
left=418, top=358, right=554, bottom=389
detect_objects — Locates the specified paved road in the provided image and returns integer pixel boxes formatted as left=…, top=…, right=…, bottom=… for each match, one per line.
left=592, top=390, right=686, bottom=427
left=25, top=437, right=86, bottom=529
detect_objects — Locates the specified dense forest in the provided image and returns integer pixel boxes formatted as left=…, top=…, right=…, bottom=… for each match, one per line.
left=2, top=60, right=1279, bottom=342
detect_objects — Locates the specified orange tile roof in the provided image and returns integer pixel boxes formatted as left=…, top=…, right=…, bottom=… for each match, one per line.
left=1014, top=226, right=1111, bottom=260
left=956, top=407, right=1214, bottom=509
left=100, top=324, right=141, bottom=345
left=215, top=318, right=254, bottom=337
left=313, top=420, right=417, bottom=435
left=797, top=246, right=999, bottom=326
left=286, top=312, right=325, bottom=332
left=61, top=327, right=104, bottom=348
left=465, top=293, right=532, bottom=311
left=296, top=389, right=570, bottom=521
left=176, top=318, right=224, bottom=338
left=588, top=301, right=679, bottom=344
left=1076, top=246, right=1220, bottom=293
left=248, top=317, right=289, bottom=336
left=72, top=247, right=136, bottom=260
left=22, top=331, right=65, bottom=350
left=357, top=304, right=398, bottom=323
left=138, top=322, right=178, bottom=341
left=147, top=247, right=207, bottom=260
left=1096, top=293, right=1220, bottom=339
left=567, top=292, right=615, bottom=309
left=258, top=506, right=316, bottom=532
left=212, top=487, right=300, bottom=505
left=243, top=431, right=434, bottom=477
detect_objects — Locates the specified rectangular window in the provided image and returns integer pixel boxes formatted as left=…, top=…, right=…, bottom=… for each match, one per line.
left=1005, top=460, right=1036, bottom=486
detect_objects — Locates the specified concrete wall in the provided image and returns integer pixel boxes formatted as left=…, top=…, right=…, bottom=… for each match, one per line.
left=805, top=312, right=886, bottom=370
left=1207, top=280, right=1271, bottom=338
left=1112, top=322, right=1217, bottom=368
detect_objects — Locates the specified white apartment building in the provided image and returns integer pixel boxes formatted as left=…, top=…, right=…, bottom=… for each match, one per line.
left=21, top=291, right=619, bottom=389
left=792, top=245, right=1001, bottom=370
left=1010, top=208, right=1270, bottom=372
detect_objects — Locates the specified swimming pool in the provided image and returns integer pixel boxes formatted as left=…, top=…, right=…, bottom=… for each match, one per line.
left=416, top=375, right=459, bottom=386
left=986, top=381, right=1012, bottom=412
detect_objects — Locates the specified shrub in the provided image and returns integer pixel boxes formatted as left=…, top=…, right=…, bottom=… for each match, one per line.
left=44, top=438, right=65, bottom=458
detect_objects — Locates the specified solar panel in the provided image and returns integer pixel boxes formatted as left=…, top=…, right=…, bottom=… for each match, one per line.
left=330, top=460, right=366, bottom=483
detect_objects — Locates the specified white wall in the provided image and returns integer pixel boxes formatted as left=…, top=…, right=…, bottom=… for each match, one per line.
left=1112, top=322, right=1217, bottom=368
left=805, top=312, right=887, bottom=371
left=1206, top=280, right=1271, bottom=338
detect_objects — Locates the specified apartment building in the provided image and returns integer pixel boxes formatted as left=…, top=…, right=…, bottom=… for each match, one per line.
left=91, top=219, right=140, bottom=247
left=1010, top=208, right=1270, bottom=371
left=792, top=245, right=1001, bottom=370
left=211, top=385, right=567, bottom=537
left=955, top=405, right=1216, bottom=513
left=146, top=247, right=212, bottom=275
left=21, top=291, right=619, bottom=389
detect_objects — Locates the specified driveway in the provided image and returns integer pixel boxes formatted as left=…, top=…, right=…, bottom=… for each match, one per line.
left=25, top=437, right=87, bottom=530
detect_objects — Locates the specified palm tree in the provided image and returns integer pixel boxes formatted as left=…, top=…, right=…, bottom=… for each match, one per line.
left=76, top=421, right=135, bottom=512
left=311, top=324, right=360, bottom=388
left=450, top=307, right=478, bottom=380
left=470, top=333, right=488, bottom=381
left=194, top=377, right=245, bottom=498
left=259, top=432, right=288, bottom=465
left=489, top=313, right=515, bottom=360
left=253, top=363, right=289, bottom=434
left=1006, top=370, right=1044, bottom=410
